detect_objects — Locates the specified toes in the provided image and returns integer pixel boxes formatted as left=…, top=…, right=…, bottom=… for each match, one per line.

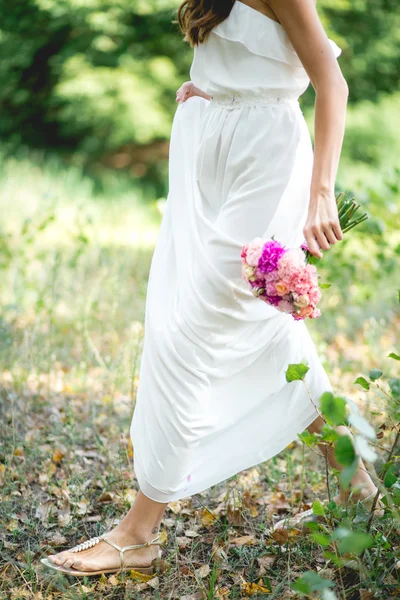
left=63, top=558, right=77, bottom=569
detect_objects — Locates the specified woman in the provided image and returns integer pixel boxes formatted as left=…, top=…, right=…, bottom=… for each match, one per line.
left=41, top=0, right=380, bottom=577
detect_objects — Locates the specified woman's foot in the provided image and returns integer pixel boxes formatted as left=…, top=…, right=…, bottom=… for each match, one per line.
left=46, top=527, right=161, bottom=573
left=332, top=484, right=379, bottom=508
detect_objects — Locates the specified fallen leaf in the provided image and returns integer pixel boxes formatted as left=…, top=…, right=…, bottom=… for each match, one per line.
left=49, top=532, right=67, bottom=546
left=147, top=576, right=159, bottom=589
left=14, top=447, right=24, bottom=457
left=196, top=564, right=211, bottom=578
left=108, top=574, right=119, bottom=586
left=257, top=554, right=276, bottom=575
left=227, top=506, right=246, bottom=525
left=98, top=491, right=114, bottom=502
left=185, top=530, right=200, bottom=538
left=169, top=500, right=182, bottom=514
left=180, top=592, right=205, bottom=600
left=176, top=536, right=192, bottom=549
left=360, top=592, right=376, bottom=600
left=241, top=579, right=271, bottom=595
left=215, top=586, right=230, bottom=597
left=35, top=500, right=54, bottom=524
left=200, top=508, right=218, bottom=527
left=52, top=448, right=64, bottom=463
left=229, top=535, right=256, bottom=546
left=129, top=569, right=155, bottom=582
left=272, top=529, right=289, bottom=545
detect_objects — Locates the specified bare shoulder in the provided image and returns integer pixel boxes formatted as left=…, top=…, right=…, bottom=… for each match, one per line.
left=265, top=0, right=344, bottom=86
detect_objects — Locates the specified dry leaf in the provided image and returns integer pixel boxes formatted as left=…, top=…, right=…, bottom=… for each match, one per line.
left=241, top=579, right=271, bottom=595
left=272, top=529, right=289, bottom=545
left=180, top=592, right=205, bottom=600
left=129, top=569, right=155, bottom=582
left=257, top=555, right=276, bottom=575
left=215, top=586, right=230, bottom=597
left=176, top=536, right=192, bottom=549
left=168, top=500, right=182, bottom=514
left=185, top=530, right=200, bottom=538
left=147, top=576, right=160, bottom=589
left=14, top=447, right=24, bottom=457
left=227, top=506, right=246, bottom=525
left=49, top=532, right=67, bottom=546
left=98, top=491, right=114, bottom=502
left=35, top=500, right=54, bottom=524
left=229, top=535, right=256, bottom=546
left=108, top=574, right=119, bottom=586
left=360, top=592, right=376, bottom=600
left=52, top=448, right=64, bottom=463
left=196, top=564, right=211, bottom=578
left=200, top=508, right=218, bottom=527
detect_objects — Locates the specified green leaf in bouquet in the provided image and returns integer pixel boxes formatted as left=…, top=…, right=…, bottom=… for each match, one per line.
left=320, top=283, right=331, bottom=289
left=388, top=352, right=400, bottom=360
left=354, top=376, right=370, bottom=390
left=285, top=362, right=310, bottom=382
left=369, top=368, right=383, bottom=381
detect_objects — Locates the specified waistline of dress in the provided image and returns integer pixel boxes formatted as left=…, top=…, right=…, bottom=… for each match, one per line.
left=209, top=91, right=300, bottom=109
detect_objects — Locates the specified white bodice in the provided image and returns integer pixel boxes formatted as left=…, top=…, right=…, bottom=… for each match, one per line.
left=190, top=0, right=342, bottom=101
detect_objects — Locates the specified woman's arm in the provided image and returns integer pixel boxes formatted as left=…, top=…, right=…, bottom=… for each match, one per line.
left=268, top=0, right=348, bottom=258
left=176, top=81, right=211, bottom=104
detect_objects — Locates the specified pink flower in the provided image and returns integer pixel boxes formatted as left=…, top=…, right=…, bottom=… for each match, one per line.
left=241, top=244, right=248, bottom=260
left=245, top=237, right=264, bottom=267
left=278, top=248, right=306, bottom=281
left=265, top=281, right=278, bottom=296
left=308, top=287, right=321, bottom=305
left=287, top=267, right=315, bottom=296
left=258, top=240, right=287, bottom=274
left=311, top=308, right=321, bottom=318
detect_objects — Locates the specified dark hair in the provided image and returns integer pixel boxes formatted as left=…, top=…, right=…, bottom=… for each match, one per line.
left=177, top=0, right=235, bottom=46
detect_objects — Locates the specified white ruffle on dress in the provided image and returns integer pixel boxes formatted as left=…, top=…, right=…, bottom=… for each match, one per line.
left=130, top=1, right=342, bottom=503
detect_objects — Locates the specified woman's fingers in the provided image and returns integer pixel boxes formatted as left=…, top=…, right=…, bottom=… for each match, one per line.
left=176, top=82, right=193, bottom=103
left=304, top=228, right=323, bottom=258
left=322, top=223, right=340, bottom=245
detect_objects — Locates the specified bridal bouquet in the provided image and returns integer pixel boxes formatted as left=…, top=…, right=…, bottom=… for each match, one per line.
left=241, top=192, right=367, bottom=321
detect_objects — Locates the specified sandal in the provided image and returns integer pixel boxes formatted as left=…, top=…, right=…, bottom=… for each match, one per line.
left=40, top=533, right=166, bottom=577
left=273, top=508, right=322, bottom=531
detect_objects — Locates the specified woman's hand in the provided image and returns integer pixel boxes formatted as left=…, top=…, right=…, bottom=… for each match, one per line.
left=176, top=81, right=211, bottom=103
left=303, top=190, right=343, bottom=258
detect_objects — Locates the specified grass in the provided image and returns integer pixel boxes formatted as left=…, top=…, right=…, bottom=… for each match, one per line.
left=0, top=151, right=400, bottom=599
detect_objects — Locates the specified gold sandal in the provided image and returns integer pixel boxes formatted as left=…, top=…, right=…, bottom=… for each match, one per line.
left=273, top=508, right=321, bottom=531
left=40, top=533, right=166, bottom=577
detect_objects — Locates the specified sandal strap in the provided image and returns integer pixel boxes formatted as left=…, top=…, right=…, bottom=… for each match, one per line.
left=100, top=534, right=161, bottom=568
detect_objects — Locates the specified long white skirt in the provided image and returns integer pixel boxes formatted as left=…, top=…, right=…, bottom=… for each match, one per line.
left=130, top=96, right=332, bottom=503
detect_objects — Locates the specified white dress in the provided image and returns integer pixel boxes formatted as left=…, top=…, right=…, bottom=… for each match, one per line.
left=130, top=1, right=342, bottom=503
